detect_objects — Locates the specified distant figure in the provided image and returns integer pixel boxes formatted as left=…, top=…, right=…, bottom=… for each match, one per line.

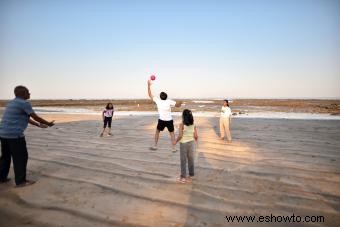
left=220, top=99, right=232, bottom=142
left=0, top=86, right=54, bottom=187
left=175, top=109, right=198, bottom=183
left=100, top=102, right=114, bottom=137
left=147, top=80, right=182, bottom=152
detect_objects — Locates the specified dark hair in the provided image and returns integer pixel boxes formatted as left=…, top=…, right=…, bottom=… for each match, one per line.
left=160, top=92, right=167, bottom=100
left=106, top=102, right=114, bottom=110
left=14, top=85, right=28, bottom=97
left=224, top=99, right=229, bottom=107
left=182, top=109, right=194, bottom=126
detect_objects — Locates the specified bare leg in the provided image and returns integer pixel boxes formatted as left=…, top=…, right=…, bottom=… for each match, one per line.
left=170, top=132, right=176, bottom=150
left=108, top=127, right=112, bottom=136
left=100, top=128, right=105, bottom=137
left=154, top=129, right=160, bottom=147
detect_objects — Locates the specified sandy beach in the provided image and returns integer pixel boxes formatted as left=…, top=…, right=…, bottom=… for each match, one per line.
left=2, top=0, right=339, bottom=225
left=0, top=114, right=339, bottom=226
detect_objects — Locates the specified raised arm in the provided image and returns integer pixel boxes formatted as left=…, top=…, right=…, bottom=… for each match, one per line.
left=30, top=113, right=54, bottom=127
left=147, top=80, right=154, bottom=101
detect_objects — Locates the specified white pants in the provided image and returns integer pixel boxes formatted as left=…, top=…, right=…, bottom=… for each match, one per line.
left=219, top=117, right=231, bottom=141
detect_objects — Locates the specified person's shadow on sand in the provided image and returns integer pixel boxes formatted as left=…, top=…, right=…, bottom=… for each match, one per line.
left=181, top=118, right=233, bottom=226
left=206, top=117, right=221, bottom=138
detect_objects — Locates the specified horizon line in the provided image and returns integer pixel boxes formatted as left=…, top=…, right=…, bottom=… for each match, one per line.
left=1, top=97, right=340, bottom=101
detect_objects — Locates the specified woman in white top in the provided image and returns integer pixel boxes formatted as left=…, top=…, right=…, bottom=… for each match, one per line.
left=220, top=99, right=232, bottom=142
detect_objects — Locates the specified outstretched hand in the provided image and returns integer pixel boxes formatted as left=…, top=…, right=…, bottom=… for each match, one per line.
left=39, top=120, right=54, bottom=128
left=47, top=120, right=55, bottom=127
left=39, top=123, right=48, bottom=128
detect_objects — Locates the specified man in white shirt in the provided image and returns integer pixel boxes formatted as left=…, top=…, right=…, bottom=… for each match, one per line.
left=147, top=80, right=182, bottom=151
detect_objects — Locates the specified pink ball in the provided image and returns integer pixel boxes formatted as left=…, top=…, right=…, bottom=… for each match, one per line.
left=150, top=75, right=156, bottom=81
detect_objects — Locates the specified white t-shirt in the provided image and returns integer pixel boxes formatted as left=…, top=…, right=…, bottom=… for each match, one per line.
left=153, top=97, right=176, bottom=121
left=221, top=106, right=232, bottom=118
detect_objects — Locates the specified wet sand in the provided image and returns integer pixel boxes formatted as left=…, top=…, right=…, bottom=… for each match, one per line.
left=0, top=114, right=339, bottom=226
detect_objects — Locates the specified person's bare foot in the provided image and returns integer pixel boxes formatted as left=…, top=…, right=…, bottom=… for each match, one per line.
left=186, top=176, right=194, bottom=182
left=176, top=177, right=186, bottom=184
left=100, top=133, right=104, bottom=137
left=150, top=146, right=158, bottom=151
left=15, top=180, right=36, bottom=188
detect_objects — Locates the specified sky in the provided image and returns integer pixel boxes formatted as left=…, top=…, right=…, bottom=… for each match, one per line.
left=0, top=0, right=339, bottom=99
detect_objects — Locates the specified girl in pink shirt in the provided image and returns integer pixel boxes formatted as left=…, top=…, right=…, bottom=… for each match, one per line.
left=100, top=102, right=114, bottom=137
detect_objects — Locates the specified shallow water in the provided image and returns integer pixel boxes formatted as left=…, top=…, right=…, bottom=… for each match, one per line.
left=32, top=107, right=340, bottom=120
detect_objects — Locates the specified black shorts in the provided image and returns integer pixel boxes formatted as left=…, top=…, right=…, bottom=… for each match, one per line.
left=157, top=119, right=174, bottom=132
left=103, top=117, right=112, bottom=128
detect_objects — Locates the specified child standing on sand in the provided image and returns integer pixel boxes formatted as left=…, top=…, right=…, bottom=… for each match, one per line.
left=100, top=102, right=114, bottom=137
left=175, top=109, right=198, bottom=183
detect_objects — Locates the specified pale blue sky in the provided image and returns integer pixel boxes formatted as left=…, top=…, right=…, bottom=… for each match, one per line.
left=1, top=0, right=339, bottom=99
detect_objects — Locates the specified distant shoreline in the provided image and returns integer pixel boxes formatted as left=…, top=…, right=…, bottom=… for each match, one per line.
left=1, top=98, right=340, bottom=101
left=1, top=99, right=339, bottom=115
